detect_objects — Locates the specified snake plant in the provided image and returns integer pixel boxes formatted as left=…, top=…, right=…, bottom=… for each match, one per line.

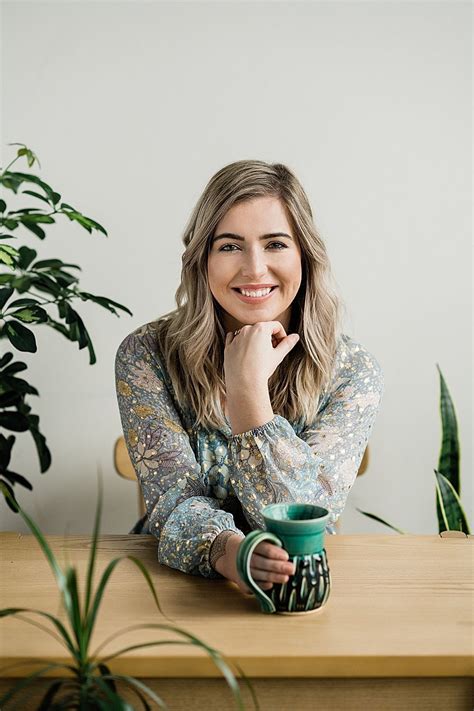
left=357, top=364, right=471, bottom=534
left=0, top=478, right=259, bottom=710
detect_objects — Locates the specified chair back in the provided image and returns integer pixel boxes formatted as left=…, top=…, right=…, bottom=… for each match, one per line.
left=114, top=437, right=146, bottom=517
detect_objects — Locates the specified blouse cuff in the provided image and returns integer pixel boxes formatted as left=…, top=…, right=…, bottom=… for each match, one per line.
left=230, top=414, right=290, bottom=442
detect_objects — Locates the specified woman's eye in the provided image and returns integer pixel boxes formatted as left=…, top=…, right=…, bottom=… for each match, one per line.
left=219, top=243, right=239, bottom=252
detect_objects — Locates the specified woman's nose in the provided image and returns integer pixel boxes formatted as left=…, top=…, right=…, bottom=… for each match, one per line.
left=240, top=249, right=268, bottom=278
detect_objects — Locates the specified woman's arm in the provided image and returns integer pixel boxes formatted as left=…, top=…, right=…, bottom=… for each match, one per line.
left=226, top=335, right=384, bottom=530
left=115, top=322, right=245, bottom=578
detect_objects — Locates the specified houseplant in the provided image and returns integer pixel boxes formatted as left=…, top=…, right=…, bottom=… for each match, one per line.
left=0, top=143, right=132, bottom=508
left=357, top=364, right=471, bottom=535
left=0, top=477, right=259, bottom=710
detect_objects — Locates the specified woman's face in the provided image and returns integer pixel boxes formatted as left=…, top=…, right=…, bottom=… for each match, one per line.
left=207, top=195, right=302, bottom=333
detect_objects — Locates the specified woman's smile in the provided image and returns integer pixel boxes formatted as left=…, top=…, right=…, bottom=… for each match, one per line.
left=232, top=285, right=278, bottom=303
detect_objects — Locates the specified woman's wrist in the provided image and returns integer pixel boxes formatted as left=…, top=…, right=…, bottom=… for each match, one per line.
left=226, top=386, right=273, bottom=435
left=211, top=531, right=244, bottom=576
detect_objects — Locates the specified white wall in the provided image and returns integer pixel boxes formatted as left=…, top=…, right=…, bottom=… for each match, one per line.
left=1, top=0, right=471, bottom=538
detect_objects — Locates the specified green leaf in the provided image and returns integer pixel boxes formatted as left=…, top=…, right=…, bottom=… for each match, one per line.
left=0, top=391, right=22, bottom=407
left=97, top=663, right=117, bottom=694
left=62, top=209, right=108, bottom=236
left=22, top=190, right=52, bottom=206
left=0, top=244, right=19, bottom=267
left=10, top=305, right=49, bottom=323
left=0, top=608, right=77, bottom=659
left=0, top=411, right=30, bottom=431
left=90, top=677, right=133, bottom=709
left=3, top=171, right=54, bottom=197
left=50, top=269, right=79, bottom=288
left=12, top=275, right=32, bottom=292
left=84, top=473, right=103, bottom=620
left=29, top=272, right=63, bottom=297
left=2, top=469, right=33, bottom=490
left=78, top=292, right=133, bottom=317
left=19, top=213, right=55, bottom=225
left=436, top=365, right=460, bottom=535
left=0, top=432, right=15, bottom=468
left=99, top=673, right=166, bottom=710
left=17, top=245, right=37, bottom=270
left=37, top=680, right=69, bottom=710
left=0, top=274, right=14, bottom=284
left=434, top=469, right=471, bottom=534
left=10, top=143, right=41, bottom=169
left=436, top=365, right=460, bottom=489
left=0, top=287, right=14, bottom=309
left=20, top=220, right=46, bottom=240
left=2, top=360, right=28, bottom=374
left=65, top=566, right=84, bottom=657
left=64, top=307, right=97, bottom=364
left=45, top=317, right=71, bottom=339
left=4, top=320, right=37, bottom=352
left=0, top=663, right=72, bottom=708
left=1, top=217, right=19, bottom=230
left=33, top=258, right=81, bottom=271
left=0, top=372, right=39, bottom=396
left=0, top=478, right=19, bottom=511
left=355, top=508, right=405, bottom=534
left=0, top=352, right=14, bottom=368
left=0, top=198, right=6, bottom=212
left=6, top=297, right=42, bottom=308
left=27, top=417, right=52, bottom=472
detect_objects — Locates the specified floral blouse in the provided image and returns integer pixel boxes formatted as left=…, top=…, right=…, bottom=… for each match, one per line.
left=115, top=321, right=384, bottom=579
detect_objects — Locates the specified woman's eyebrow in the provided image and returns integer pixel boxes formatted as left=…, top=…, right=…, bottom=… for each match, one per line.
left=212, top=232, right=293, bottom=243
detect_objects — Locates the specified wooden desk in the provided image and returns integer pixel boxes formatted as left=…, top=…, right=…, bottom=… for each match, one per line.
left=0, top=533, right=472, bottom=710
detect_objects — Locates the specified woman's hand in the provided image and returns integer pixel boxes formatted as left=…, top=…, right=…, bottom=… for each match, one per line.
left=223, top=321, right=300, bottom=434
left=224, top=321, right=299, bottom=392
left=224, top=321, right=299, bottom=435
left=215, top=534, right=296, bottom=596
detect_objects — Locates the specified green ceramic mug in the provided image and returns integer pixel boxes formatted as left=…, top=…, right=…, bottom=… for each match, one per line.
left=236, top=503, right=331, bottom=615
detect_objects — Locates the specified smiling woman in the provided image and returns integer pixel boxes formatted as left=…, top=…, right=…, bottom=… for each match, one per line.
left=115, top=159, right=384, bottom=597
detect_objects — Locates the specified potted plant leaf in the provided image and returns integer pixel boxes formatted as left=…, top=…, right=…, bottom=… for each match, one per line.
left=357, top=364, right=471, bottom=535
left=0, top=142, right=133, bottom=509
left=0, top=477, right=259, bottom=710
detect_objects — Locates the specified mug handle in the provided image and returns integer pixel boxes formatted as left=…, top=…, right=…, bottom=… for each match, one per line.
left=236, top=529, right=284, bottom=614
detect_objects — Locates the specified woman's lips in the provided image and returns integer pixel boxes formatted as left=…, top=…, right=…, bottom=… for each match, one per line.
left=232, top=287, right=278, bottom=304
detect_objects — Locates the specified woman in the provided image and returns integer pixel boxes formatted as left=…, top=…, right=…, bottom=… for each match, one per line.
left=115, top=160, right=384, bottom=596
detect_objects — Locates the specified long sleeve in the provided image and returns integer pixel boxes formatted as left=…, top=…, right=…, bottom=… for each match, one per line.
left=228, top=335, right=384, bottom=530
left=115, top=324, right=245, bottom=578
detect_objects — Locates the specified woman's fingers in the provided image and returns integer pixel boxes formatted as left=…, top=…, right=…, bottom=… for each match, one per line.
left=250, top=543, right=296, bottom=584
left=251, top=552, right=295, bottom=575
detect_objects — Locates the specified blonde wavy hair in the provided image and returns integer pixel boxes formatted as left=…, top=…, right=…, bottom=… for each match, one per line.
left=154, top=159, right=345, bottom=430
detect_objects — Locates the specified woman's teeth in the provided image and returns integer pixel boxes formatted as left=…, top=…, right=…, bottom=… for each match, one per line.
left=238, top=287, right=273, bottom=297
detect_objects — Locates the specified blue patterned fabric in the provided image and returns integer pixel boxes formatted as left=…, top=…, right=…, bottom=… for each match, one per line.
left=115, top=321, right=384, bottom=579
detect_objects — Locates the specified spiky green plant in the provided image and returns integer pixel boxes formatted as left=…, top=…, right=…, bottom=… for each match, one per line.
left=0, top=478, right=259, bottom=710
left=357, top=364, right=471, bottom=535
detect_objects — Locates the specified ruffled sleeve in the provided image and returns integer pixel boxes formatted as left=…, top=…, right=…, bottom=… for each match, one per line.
left=228, top=335, right=384, bottom=530
left=115, top=322, right=245, bottom=578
